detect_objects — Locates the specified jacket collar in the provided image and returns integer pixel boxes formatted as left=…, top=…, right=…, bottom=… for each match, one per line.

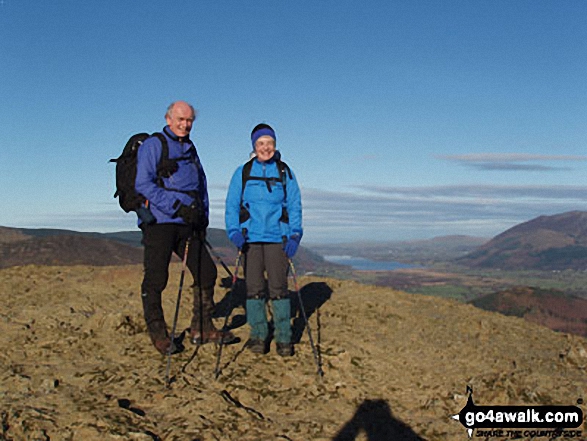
left=164, top=126, right=191, bottom=144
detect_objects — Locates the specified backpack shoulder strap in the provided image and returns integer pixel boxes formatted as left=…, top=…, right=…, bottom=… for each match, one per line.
left=282, top=161, right=292, bottom=180
left=276, top=159, right=292, bottom=201
left=152, top=132, right=170, bottom=162
left=151, top=132, right=179, bottom=186
left=240, top=157, right=256, bottom=203
left=276, top=159, right=291, bottom=224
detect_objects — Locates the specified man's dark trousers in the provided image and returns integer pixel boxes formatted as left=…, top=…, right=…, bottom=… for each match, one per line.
left=140, top=223, right=216, bottom=338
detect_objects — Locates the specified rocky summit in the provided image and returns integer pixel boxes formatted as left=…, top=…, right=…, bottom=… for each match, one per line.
left=0, top=264, right=585, bottom=440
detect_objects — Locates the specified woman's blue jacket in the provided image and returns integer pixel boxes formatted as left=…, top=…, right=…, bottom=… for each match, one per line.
left=225, top=155, right=302, bottom=243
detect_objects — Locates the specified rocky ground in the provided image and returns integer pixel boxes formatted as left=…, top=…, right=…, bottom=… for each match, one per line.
left=0, top=264, right=585, bottom=441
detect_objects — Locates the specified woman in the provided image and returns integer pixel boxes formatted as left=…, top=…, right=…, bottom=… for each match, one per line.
left=225, top=123, right=303, bottom=356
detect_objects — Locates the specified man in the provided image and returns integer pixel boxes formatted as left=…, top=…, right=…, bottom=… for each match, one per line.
left=135, top=101, right=235, bottom=355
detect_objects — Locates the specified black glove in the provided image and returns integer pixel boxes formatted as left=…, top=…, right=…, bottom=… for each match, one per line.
left=177, top=203, right=208, bottom=230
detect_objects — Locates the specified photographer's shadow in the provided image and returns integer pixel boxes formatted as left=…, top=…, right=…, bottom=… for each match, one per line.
left=333, top=399, right=427, bottom=441
left=291, top=282, right=333, bottom=344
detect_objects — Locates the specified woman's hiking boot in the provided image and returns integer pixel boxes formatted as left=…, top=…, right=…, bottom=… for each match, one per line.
left=245, top=338, right=267, bottom=354
left=276, top=342, right=293, bottom=357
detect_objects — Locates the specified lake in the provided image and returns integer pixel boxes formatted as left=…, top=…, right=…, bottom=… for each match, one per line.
left=323, top=255, right=419, bottom=271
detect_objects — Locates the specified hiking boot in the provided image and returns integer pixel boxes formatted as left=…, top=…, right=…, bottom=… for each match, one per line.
left=152, top=337, right=180, bottom=356
left=190, top=328, right=237, bottom=345
left=245, top=338, right=267, bottom=354
left=276, top=342, right=293, bottom=357
left=147, top=319, right=177, bottom=355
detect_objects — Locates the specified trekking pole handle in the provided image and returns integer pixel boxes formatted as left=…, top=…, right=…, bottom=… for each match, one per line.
left=233, top=250, right=243, bottom=286
left=288, top=258, right=300, bottom=292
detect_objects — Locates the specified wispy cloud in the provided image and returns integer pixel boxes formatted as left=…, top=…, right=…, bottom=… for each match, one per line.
left=297, top=184, right=587, bottom=242
left=436, top=153, right=587, bottom=172
left=355, top=184, right=587, bottom=200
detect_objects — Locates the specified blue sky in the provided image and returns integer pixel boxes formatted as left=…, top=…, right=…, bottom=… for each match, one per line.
left=1, top=0, right=586, bottom=243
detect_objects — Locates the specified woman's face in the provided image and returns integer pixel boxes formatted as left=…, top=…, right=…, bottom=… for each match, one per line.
left=254, top=136, right=276, bottom=162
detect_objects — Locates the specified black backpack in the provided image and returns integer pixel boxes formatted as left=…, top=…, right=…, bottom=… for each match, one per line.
left=239, top=156, right=292, bottom=224
left=110, top=132, right=180, bottom=214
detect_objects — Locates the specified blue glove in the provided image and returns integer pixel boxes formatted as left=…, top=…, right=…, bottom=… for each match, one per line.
left=284, top=235, right=301, bottom=258
left=230, top=231, right=246, bottom=249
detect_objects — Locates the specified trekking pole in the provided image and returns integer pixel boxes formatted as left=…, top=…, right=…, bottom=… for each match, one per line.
left=214, top=249, right=243, bottom=379
left=316, top=305, right=323, bottom=373
left=165, top=238, right=191, bottom=387
left=204, top=239, right=234, bottom=279
left=288, top=259, right=324, bottom=378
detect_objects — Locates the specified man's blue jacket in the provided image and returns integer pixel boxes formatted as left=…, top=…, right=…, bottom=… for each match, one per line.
left=135, top=126, right=208, bottom=225
left=225, top=155, right=303, bottom=243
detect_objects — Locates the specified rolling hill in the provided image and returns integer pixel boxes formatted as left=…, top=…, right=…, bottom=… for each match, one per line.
left=0, top=234, right=144, bottom=268
left=458, top=211, right=587, bottom=270
left=0, top=226, right=337, bottom=274
left=471, top=286, right=587, bottom=338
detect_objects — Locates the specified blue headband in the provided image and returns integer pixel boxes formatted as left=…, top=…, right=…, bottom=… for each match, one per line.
left=251, top=127, right=276, bottom=149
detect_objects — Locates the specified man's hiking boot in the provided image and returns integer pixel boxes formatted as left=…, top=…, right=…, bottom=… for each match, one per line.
left=276, top=342, right=293, bottom=357
left=152, top=337, right=181, bottom=356
left=191, top=287, right=239, bottom=345
left=190, top=328, right=237, bottom=345
left=245, top=338, right=267, bottom=354
left=147, top=320, right=182, bottom=355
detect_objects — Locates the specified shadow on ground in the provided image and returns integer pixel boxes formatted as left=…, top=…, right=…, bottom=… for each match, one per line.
left=213, top=277, right=247, bottom=330
left=333, top=399, right=427, bottom=441
left=291, top=281, right=333, bottom=344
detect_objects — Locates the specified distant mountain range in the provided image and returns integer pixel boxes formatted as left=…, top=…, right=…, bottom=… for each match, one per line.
left=4, top=210, right=587, bottom=273
left=0, top=226, right=336, bottom=274
left=458, top=211, right=587, bottom=270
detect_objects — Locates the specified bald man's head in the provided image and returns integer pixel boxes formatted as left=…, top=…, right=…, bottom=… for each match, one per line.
left=165, top=101, right=196, bottom=138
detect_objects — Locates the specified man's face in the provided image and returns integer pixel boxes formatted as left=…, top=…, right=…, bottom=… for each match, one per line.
left=254, top=136, right=276, bottom=162
left=166, top=103, right=195, bottom=138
